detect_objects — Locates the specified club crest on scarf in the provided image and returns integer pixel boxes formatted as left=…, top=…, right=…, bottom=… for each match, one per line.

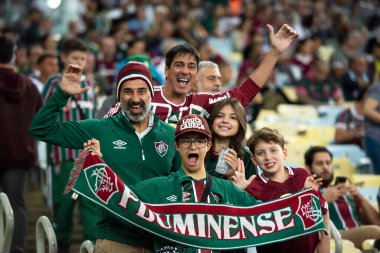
left=155, top=141, right=168, bottom=157
left=84, top=164, right=120, bottom=204
left=296, top=193, right=323, bottom=230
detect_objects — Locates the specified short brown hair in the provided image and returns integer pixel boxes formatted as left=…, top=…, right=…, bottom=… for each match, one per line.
left=247, top=127, right=285, bottom=153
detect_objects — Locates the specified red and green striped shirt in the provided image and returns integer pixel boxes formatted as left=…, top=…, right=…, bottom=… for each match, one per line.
left=42, top=74, right=96, bottom=163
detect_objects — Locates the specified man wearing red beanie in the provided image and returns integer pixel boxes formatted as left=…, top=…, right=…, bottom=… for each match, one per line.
left=29, top=61, right=181, bottom=252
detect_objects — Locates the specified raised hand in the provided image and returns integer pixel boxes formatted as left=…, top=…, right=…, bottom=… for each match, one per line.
left=268, top=24, right=298, bottom=54
left=304, top=174, right=323, bottom=190
left=228, top=158, right=255, bottom=190
left=322, top=185, right=346, bottom=202
left=83, top=138, right=103, bottom=158
left=61, top=64, right=90, bottom=95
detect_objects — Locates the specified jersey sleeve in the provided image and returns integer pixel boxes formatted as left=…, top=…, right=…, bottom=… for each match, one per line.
left=29, top=85, right=92, bottom=149
left=42, top=75, right=60, bottom=103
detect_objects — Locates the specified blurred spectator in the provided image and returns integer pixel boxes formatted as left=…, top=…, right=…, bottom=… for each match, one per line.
left=196, top=61, right=222, bottom=93
left=363, top=82, right=380, bottom=174
left=219, top=61, right=234, bottom=90
left=42, top=34, right=59, bottom=54
left=305, top=146, right=380, bottom=250
left=330, top=30, right=364, bottom=83
left=13, top=7, right=43, bottom=46
left=289, top=37, right=317, bottom=82
left=109, top=21, right=128, bottom=62
left=14, top=45, right=28, bottom=73
left=96, top=36, right=117, bottom=95
left=41, top=38, right=97, bottom=253
left=296, top=60, right=345, bottom=106
left=0, top=35, right=42, bottom=253
left=127, top=4, right=152, bottom=38
left=237, top=33, right=266, bottom=85
left=25, top=43, right=44, bottom=76
left=197, top=40, right=226, bottom=64
left=366, top=37, right=380, bottom=84
left=29, top=52, right=59, bottom=93
left=83, top=51, right=108, bottom=99
left=334, top=88, right=366, bottom=147
left=340, top=54, right=370, bottom=101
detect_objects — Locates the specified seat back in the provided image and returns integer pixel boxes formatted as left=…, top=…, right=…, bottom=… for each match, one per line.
left=36, top=216, right=57, bottom=253
left=0, top=192, right=14, bottom=253
left=80, top=240, right=94, bottom=253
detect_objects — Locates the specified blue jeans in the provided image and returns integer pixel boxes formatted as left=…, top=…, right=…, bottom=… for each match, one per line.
left=363, top=135, right=380, bottom=174
left=0, top=168, right=29, bottom=253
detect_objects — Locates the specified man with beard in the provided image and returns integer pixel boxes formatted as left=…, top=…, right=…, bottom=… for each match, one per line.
left=105, top=24, right=299, bottom=124
left=29, top=61, right=181, bottom=252
left=304, top=146, right=380, bottom=250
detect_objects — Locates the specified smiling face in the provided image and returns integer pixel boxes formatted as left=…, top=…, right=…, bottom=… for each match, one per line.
left=119, top=79, right=152, bottom=122
left=212, top=104, right=239, bottom=138
left=197, top=66, right=222, bottom=93
left=251, top=140, right=287, bottom=179
left=165, top=53, right=198, bottom=97
left=175, top=133, right=211, bottom=179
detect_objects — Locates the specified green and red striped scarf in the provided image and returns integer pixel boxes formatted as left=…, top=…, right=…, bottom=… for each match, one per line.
left=65, top=150, right=327, bottom=250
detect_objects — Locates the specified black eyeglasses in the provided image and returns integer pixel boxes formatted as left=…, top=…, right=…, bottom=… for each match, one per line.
left=178, top=138, right=209, bottom=148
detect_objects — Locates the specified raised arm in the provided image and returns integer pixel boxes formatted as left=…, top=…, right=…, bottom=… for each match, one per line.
left=249, top=24, right=298, bottom=88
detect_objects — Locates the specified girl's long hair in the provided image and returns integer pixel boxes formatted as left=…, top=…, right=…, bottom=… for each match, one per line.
left=208, top=98, right=247, bottom=159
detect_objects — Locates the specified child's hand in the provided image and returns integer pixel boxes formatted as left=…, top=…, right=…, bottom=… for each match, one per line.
left=83, top=138, right=103, bottom=157
left=228, top=158, right=255, bottom=190
left=304, top=174, right=322, bottom=190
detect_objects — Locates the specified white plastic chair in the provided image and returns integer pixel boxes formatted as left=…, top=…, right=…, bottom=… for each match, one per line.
left=0, top=192, right=14, bottom=253
left=36, top=216, right=57, bottom=253
left=80, top=240, right=94, bottom=253
left=330, top=220, right=343, bottom=253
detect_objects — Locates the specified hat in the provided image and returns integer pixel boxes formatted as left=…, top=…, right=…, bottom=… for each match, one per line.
left=175, top=114, right=211, bottom=139
left=116, top=61, right=154, bottom=100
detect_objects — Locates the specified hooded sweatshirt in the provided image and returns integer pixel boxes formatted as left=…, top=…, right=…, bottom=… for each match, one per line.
left=0, top=66, right=42, bottom=169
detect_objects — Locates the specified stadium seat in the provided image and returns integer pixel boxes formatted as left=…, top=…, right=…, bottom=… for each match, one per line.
left=327, top=144, right=372, bottom=173
left=80, top=240, right=94, bottom=253
left=0, top=192, right=14, bottom=253
left=36, top=215, right=57, bottom=253
left=277, top=104, right=318, bottom=119
left=332, top=157, right=356, bottom=179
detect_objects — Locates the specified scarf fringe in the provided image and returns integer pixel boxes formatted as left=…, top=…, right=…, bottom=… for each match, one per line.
left=64, top=149, right=90, bottom=194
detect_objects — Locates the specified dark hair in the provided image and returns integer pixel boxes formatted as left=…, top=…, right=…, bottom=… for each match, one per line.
left=61, top=38, right=86, bottom=55
left=304, top=146, right=333, bottom=167
left=247, top=127, right=285, bottom=154
left=165, top=43, right=200, bottom=69
left=208, top=98, right=247, bottom=159
left=36, top=52, right=58, bottom=65
left=0, top=36, right=14, bottom=64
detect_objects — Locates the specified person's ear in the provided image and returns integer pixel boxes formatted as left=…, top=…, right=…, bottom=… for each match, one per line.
left=283, top=147, right=288, bottom=160
left=164, top=65, right=169, bottom=79
left=206, top=141, right=212, bottom=152
left=174, top=142, right=180, bottom=152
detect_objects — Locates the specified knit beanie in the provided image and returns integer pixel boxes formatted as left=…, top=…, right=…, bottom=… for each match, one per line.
left=116, top=61, right=154, bottom=100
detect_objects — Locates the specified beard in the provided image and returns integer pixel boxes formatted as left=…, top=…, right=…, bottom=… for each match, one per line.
left=121, top=99, right=151, bottom=123
left=321, top=172, right=334, bottom=188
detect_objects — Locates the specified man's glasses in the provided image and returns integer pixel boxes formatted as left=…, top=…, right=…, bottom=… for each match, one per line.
left=178, top=138, right=209, bottom=148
